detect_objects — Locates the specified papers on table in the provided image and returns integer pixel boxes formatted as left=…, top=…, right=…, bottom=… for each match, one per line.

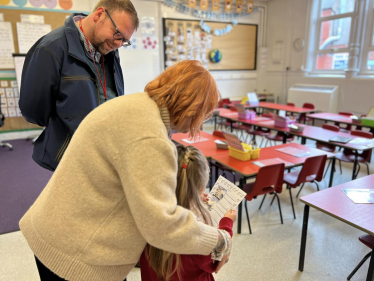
left=329, top=136, right=352, bottom=143
left=0, top=22, right=15, bottom=69
left=276, top=146, right=311, bottom=158
left=204, top=176, right=247, bottom=227
left=342, top=189, right=374, bottom=204
left=16, top=22, right=51, bottom=53
left=348, top=137, right=374, bottom=148
left=181, top=137, right=210, bottom=144
left=254, top=117, right=271, bottom=121
left=252, top=158, right=293, bottom=167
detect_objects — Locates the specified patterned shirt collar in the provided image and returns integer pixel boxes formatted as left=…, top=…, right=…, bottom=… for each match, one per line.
left=74, top=15, right=101, bottom=63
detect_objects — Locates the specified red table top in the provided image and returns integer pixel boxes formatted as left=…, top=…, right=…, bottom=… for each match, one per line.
left=172, top=131, right=229, bottom=158
left=211, top=143, right=334, bottom=177
left=300, top=174, right=374, bottom=236
left=227, top=102, right=316, bottom=113
left=307, top=112, right=373, bottom=128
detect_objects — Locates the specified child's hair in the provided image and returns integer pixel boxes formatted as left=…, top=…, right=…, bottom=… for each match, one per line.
left=146, top=145, right=212, bottom=281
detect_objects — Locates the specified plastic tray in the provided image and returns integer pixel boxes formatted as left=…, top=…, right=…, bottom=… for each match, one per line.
left=289, top=126, right=304, bottom=133
left=251, top=148, right=261, bottom=159
left=238, top=111, right=256, bottom=120
left=229, top=143, right=252, bottom=161
left=215, top=140, right=229, bottom=150
left=275, top=119, right=296, bottom=128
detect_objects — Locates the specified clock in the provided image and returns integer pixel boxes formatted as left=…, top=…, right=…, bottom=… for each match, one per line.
left=293, top=38, right=305, bottom=52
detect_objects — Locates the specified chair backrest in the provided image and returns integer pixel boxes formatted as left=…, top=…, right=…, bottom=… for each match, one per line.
left=302, top=103, right=315, bottom=109
left=232, top=101, right=241, bottom=104
left=262, top=113, right=273, bottom=119
left=218, top=98, right=230, bottom=108
left=213, top=130, right=225, bottom=138
left=322, top=124, right=340, bottom=132
left=249, top=163, right=285, bottom=200
left=351, top=130, right=373, bottom=139
left=296, top=155, right=327, bottom=184
left=287, top=102, right=295, bottom=107
left=339, top=111, right=354, bottom=116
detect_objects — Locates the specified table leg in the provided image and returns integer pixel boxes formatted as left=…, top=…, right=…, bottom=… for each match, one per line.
left=328, top=157, right=335, bottom=187
left=230, top=120, right=233, bottom=133
left=298, top=205, right=309, bottom=272
left=352, top=152, right=359, bottom=180
left=301, top=137, right=306, bottom=145
left=214, top=115, right=217, bottom=131
left=366, top=250, right=374, bottom=281
left=312, top=119, right=315, bottom=126
left=237, top=177, right=244, bottom=234
left=282, top=133, right=287, bottom=144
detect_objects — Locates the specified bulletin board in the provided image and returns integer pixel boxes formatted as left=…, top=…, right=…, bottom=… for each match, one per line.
left=163, top=18, right=257, bottom=71
left=0, top=9, right=72, bottom=132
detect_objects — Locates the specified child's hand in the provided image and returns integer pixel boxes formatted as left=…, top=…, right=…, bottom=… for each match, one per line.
left=224, top=209, right=237, bottom=222
left=201, top=192, right=209, bottom=202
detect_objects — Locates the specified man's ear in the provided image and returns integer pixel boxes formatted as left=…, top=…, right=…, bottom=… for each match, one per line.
left=92, top=7, right=105, bottom=23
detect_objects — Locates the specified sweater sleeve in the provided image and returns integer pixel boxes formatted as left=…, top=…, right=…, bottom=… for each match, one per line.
left=189, top=217, right=234, bottom=273
left=117, top=137, right=218, bottom=256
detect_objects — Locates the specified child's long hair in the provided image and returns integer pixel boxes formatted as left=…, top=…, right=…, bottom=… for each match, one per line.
left=146, top=145, right=213, bottom=281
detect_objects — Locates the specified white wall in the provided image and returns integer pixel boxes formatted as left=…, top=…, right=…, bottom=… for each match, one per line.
left=259, top=0, right=374, bottom=115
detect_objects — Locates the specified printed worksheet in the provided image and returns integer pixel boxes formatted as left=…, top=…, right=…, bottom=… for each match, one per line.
left=181, top=137, right=210, bottom=144
left=204, top=176, right=247, bottom=227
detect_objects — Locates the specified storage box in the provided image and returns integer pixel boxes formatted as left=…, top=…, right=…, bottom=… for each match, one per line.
left=362, top=117, right=374, bottom=127
left=215, top=140, right=229, bottom=150
left=238, top=110, right=256, bottom=120
left=229, top=143, right=252, bottom=161
left=274, top=116, right=296, bottom=128
left=288, top=125, right=305, bottom=133
left=251, top=148, right=261, bottom=159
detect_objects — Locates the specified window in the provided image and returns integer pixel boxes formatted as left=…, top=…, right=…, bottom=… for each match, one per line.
left=314, top=0, right=355, bottom=72
left=364, top=9, right=374, bottom=71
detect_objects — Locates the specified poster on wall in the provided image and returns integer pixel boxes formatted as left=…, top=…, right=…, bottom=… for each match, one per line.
left=142, top=36, right=158, bottom=50
left=236, top=0, right=243, bottom=13
left=200, top=0, right=208, bottom=10
left=0, top=0, right=90, bottom=12
left=141, top=16, right=155, bottom=37
left=212, top=0, right=219, bottom=11
left=188, top=0, right=196, bottom=8
left=247, top=0, right=254, bottom=13
left=225, top=0, right=232, bottom=11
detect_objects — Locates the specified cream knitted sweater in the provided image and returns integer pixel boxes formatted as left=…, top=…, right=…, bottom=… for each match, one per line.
left=20, top=92, right=218, bottom=281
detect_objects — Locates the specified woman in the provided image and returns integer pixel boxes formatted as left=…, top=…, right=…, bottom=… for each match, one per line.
left=20, top=60, right=232, bottom=281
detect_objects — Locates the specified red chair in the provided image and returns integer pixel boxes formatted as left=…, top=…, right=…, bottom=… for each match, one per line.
left=335, top=130, right=373, bottom=178
left=218, top=98, right=230, bottom=108
left=315, top=124, right=340, bottom=177
left=299, top=103, right=315, bottom=124
left=347, top=234, right=374, bottom=280
left=334, top=111, right=354, bottom=132
left=265, top=131, right=294, bottom=147
left=283, top=155, right=327, bottom=219
left=242, top=163, right=285, bottom=234
left=245, top=113, right=272, bottom=147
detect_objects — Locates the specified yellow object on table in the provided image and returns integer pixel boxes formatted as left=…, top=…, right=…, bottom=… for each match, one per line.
left=251, top=148, right=261, bottom=159
left=241, top=97, right=248, bottom=104
left=229, top=143, right=252, bottom=161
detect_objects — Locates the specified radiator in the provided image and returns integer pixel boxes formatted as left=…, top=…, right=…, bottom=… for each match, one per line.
left=287, top=84, right=339, bottom=113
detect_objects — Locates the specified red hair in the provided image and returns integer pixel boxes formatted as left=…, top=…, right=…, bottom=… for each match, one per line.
left=145, top=60, right=220, bottom=138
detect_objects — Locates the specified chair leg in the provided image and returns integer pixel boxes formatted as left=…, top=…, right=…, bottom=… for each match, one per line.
left=275, top=193, right=283, bottom=224
left=364, top=162, right=370, bottom=175
left=339, top=160, right=342, bottom=174
left=259, top=194, right=267, bottom=210
left=323, top=159, right=332, bottom=178
left=288, top=186, right=296, bottom=219
left=244, top=200, right=252, bottom=234
left=259, top=137, right=264, bottom=148
left=295, top=183, right=305, bottom=198
left=264, top=139, right=269, bottom=147
left=313, top=181, right=320, bottom=191
left=270, top=194, right=276, bottom=206
left=347, top=252, right=372, bottom=280
left=355, top=163, right=361, bottom=178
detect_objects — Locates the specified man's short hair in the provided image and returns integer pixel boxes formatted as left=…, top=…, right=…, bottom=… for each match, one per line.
left=93, top=0, right=139, bottom=30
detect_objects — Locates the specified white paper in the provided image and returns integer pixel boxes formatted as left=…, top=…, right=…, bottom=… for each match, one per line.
left=8, top=108, right=16, bottom=117
left=181, top=137, right=210, bottom=144
left=141, top=17, right=155, bottom=36
left=14, top=55, right=26, bottom=93
left=16, top=108, right=22, bottom=117
left=0, top=13, right=4, bottom=22
left=16, top=22, right=52, bottom=54
left=0, top=22, right=16, bottom=69
left=0, top=88, right=4, bottom=96
left=1, top=108, right=8, bottom=117
left=7, top=97, right=15, bottom=107
left=342, top=189, right=374, bottom=204
left=5, top=88, right=14, bottom=98
left=204, top=176, right=247, bottom=227
left=21, top=15, right=45, bottom=24
left=0, top=81, right=8, bottom=87
left=0, top=97, right=6, bottom=106
left=10, top=80, right=17, bottom=88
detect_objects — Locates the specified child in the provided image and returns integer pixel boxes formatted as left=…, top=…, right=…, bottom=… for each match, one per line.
left=140, top=145, right=237, bottom=281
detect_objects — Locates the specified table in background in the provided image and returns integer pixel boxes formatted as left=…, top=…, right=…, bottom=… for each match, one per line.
left=211, top=143, right=335, bottom=234
left=299, top=174, right=374, bottom=280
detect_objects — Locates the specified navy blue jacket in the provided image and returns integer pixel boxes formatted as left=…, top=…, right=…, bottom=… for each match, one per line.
left=19, top=14, right=124, bottom=171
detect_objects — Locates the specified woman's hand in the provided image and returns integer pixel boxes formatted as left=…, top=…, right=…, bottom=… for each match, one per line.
left=224, top=209, right=237, bottom=222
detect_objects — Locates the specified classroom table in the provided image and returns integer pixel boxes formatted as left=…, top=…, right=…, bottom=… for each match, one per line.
left=211, top=143, right=335, bottom=234
left=307, top=112, right=374, bottom=133
left=217, top=113, right=373, bottom=181
left=298, top=174, right=374, bottom=280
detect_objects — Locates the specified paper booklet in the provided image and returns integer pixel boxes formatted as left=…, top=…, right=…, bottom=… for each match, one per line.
left=276, top=147, right=311, bottom=158
left=181, top=137, right=210, bottom=144
left=252, top=158, right=293, bottom=167
left=341, top=189, right=374, bottom=204
left=204, top=176, right=247, bottom=227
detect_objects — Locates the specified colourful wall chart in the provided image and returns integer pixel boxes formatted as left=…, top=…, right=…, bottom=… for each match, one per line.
left=0, top=0, right=89, bottom=11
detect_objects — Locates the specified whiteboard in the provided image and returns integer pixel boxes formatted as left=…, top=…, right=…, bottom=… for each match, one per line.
left=13, top=55, right=26, bottom=94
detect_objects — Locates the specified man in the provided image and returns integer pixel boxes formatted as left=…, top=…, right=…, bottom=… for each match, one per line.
left=19, top=0, right=139, bottom=171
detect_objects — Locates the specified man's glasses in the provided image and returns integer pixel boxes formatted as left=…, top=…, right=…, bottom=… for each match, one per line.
left=105, top=9, right=131, bottom=47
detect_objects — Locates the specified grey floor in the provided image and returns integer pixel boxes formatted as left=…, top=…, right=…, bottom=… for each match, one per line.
left=1, top=123, right=373, bottom=281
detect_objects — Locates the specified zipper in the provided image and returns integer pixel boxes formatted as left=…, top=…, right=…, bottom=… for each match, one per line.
left=63, top=76, right=94, bottom=81
left=55, top=132, right=71, bottom=162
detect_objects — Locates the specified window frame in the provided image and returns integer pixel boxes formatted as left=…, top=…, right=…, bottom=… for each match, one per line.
left=360, top=2, right=374, bottom=74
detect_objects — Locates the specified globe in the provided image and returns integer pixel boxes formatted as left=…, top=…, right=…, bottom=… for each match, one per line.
left=209, top=49, right=222, bottom=63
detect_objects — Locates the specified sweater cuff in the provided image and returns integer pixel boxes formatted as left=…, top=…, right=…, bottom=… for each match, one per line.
left=196, top=223, right=219, bottom=255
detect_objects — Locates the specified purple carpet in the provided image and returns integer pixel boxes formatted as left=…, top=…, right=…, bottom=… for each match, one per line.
left=0, top=139, right=52, bottom=234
